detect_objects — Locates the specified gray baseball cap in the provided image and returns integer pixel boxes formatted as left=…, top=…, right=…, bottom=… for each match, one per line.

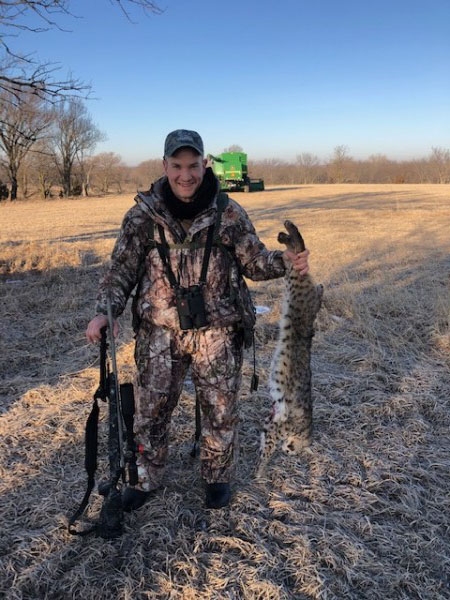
left=164, top=129, right=204, bottom=158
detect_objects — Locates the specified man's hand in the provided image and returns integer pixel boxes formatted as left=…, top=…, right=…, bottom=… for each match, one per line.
left=283, top=248, right=310, bottom=276
left=86, top=314, right=119, bottom=343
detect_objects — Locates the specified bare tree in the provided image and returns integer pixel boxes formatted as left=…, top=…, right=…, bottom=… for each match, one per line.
left=94, top=152, right=124, bottom=193
left=132, top=158, right=164, bottom=190
left=25, top=139, right=58, bottom=198
left=250, top=158, right=294, bottom=186
left=362, top=154, right=391, bottom=183
left=222, top=144, right=243, bottom=153
left=77, top=154, right=96, bottom=197
left=328, top=145, right=354, bottom=183
left=428, top=147, right=450, bottom=183
left=0, top=1, right=163, bottom=102
left=0, top=90, right=53, bottom=199
left=51, top=99, right=105, bottom=196
left=296, top=152, right=321, bottom=184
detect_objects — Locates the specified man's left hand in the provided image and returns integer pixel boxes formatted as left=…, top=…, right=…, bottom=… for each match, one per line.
left=283, top=249, right=310, bottom=275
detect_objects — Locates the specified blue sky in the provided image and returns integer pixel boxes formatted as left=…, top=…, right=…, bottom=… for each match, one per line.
left=15, top=0, right=450, bottom=165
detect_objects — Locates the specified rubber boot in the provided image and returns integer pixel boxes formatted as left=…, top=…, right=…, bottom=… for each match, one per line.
left=122, top=487, right=152, bottom=512
left=205, top=482, right=231, bottom=509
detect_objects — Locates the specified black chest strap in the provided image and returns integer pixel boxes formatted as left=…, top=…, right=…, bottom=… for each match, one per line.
left=156, top=193, right=228, bottom=290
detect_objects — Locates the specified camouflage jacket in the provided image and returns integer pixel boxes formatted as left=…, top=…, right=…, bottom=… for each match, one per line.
left=95, top=175, right=286, bottom=332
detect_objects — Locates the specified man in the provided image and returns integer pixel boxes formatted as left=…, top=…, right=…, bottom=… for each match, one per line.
left=86, top=129, right=310, bottom=510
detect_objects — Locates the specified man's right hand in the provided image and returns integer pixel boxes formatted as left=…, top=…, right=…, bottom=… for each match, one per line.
left=86, top=314, right=119, bottom=343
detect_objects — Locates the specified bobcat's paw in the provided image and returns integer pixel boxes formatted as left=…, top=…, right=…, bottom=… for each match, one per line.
left=282, top=435, right=311, bottom=455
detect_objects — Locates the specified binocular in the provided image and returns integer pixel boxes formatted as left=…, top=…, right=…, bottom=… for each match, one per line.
left=175, top=285, right=209, bottom=330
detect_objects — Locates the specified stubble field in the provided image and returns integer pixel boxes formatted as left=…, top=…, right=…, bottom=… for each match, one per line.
left=0, top=184, right=449, bottom=599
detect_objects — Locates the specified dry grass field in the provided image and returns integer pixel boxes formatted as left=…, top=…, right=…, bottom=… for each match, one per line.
left=0, top=184, right=449, bottom=599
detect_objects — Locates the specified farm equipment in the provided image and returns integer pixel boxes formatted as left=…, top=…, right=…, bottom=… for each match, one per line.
left=207, top=151, right=264, bottom=192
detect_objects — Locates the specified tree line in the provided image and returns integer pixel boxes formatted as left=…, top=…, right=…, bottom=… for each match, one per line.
left=1, top=104, right=450, bottom=201
left=249, top=145, right=450, bottom=186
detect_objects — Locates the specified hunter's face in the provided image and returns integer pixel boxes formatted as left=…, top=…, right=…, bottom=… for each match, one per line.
left=163, top=148, right=207, bottom=202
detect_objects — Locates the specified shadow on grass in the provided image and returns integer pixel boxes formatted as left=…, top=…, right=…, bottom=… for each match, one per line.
left=1, top=201, right=449, bottom=598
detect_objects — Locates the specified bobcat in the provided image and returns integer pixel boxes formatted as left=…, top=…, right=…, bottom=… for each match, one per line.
left=256, top=220, right=323, bottom=476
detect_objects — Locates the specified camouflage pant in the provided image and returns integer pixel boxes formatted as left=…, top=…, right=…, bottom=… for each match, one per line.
left=133, top=324, right=243, bottom=491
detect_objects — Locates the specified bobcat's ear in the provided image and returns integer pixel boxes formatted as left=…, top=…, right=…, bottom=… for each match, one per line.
left=279, top=221, right=306, bottom=253
left=278, top=231, right=291, bottom=246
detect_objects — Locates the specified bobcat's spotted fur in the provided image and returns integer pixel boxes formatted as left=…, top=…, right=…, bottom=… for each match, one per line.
left=256, top=220, right=323, bottom=476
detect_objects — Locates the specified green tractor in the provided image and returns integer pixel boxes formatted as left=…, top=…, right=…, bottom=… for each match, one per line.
left=207, top=151, right=264, bottom=192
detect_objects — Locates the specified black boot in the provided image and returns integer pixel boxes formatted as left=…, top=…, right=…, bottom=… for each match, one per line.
left=122, top=487, right=152, bottom=512
left=205, top=482, right=231, bottom=509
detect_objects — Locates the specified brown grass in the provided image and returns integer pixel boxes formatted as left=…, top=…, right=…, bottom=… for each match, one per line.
left=1, top=184, right=449, bottom=599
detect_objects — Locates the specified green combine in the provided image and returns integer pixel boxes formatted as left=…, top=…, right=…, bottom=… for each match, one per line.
left=207, top=152, right=264, bottom=192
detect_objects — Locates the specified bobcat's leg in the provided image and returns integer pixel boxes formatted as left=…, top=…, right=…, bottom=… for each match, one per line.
left=255, top=400, right=286, bottom=477
left=281, top=405, right=312, bottom=455
left=256, top=425, right=279, bottom=476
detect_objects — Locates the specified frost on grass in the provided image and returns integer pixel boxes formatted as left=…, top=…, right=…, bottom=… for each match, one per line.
left=0, top=186, right=449, bottom=599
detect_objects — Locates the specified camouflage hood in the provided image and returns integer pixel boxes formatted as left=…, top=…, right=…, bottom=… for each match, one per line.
left=135, top=171, right=222, bottom=246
